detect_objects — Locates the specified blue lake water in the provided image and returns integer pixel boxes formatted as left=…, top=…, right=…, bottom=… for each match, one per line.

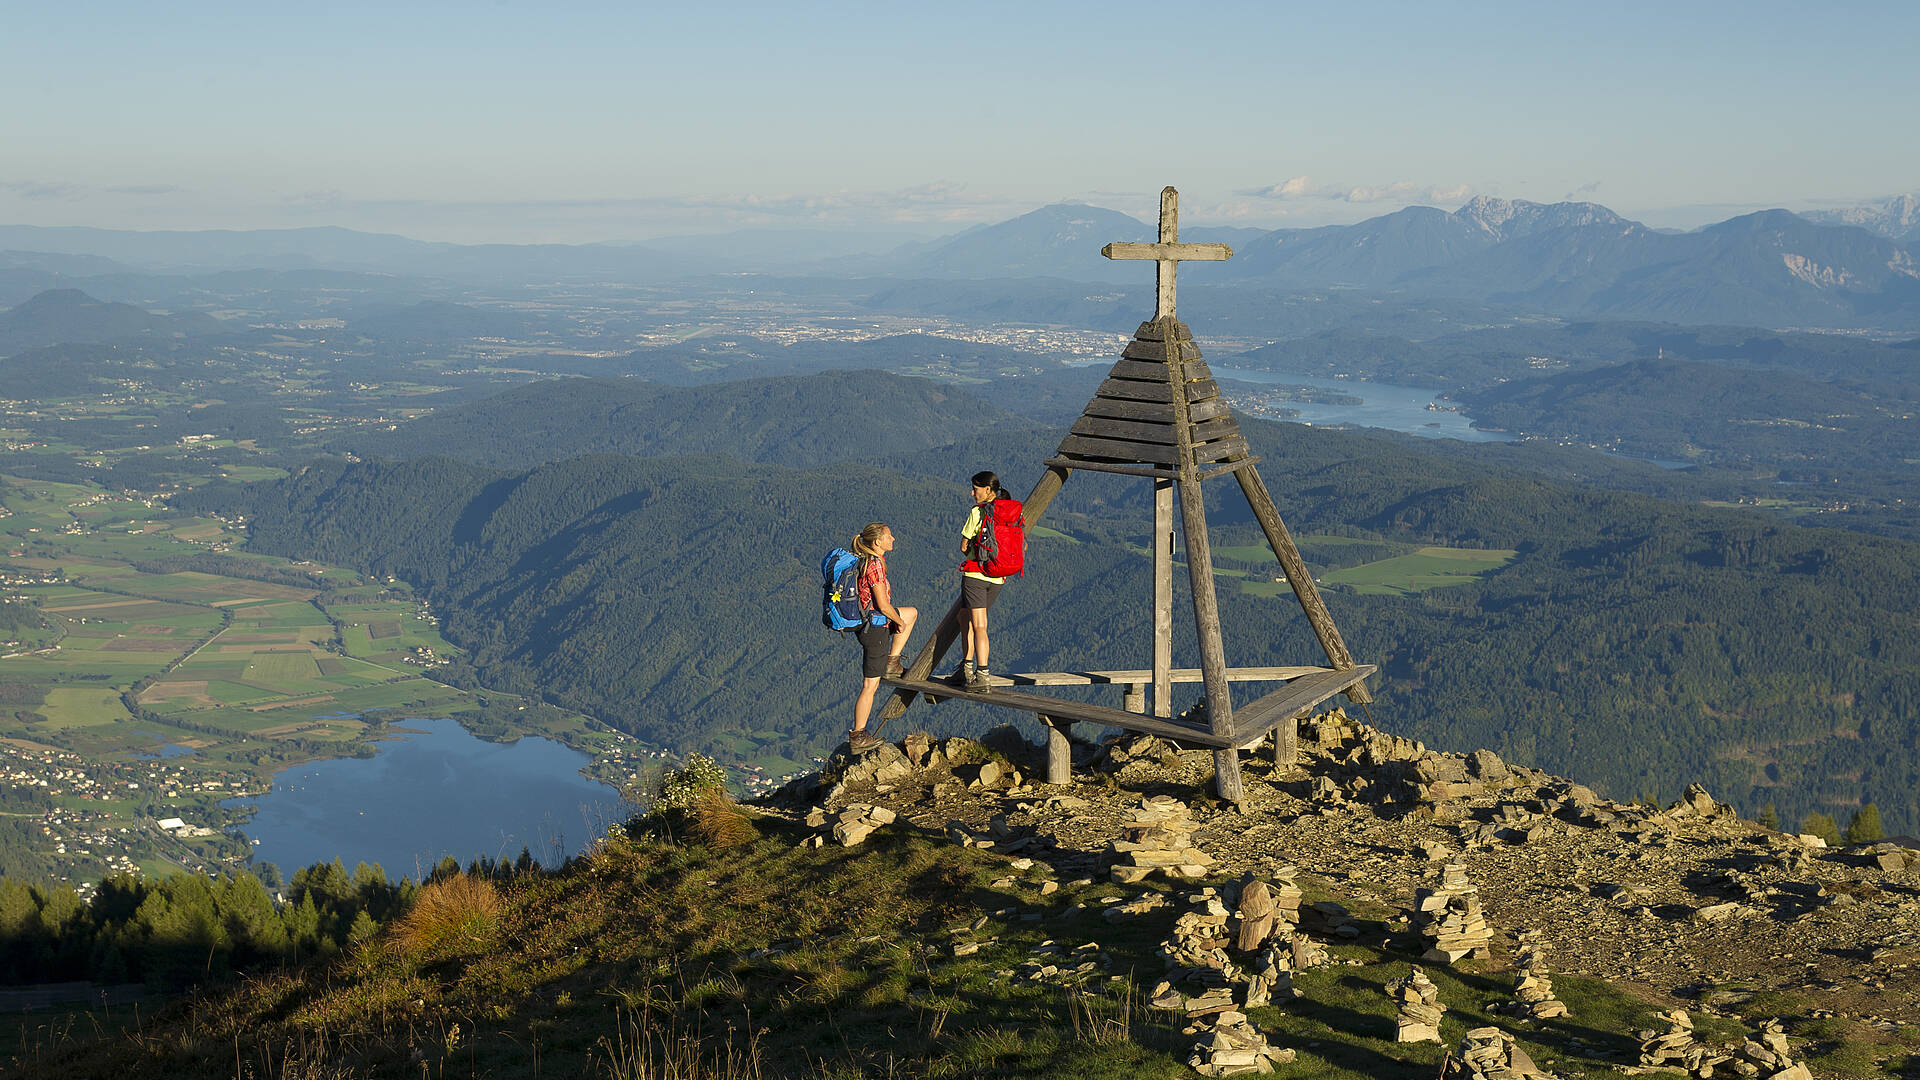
left=225, top=718, right=624, bottom=881
left=1208, top=367, right=1513, bottom=443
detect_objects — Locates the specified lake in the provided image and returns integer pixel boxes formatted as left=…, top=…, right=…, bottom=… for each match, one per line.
left=226, top=717, right=625, bottom=882
left=1208, top=367, right=1513, bottom=443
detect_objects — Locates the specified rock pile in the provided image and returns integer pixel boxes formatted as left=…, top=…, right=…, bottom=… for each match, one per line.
left=1412, top=862, right=1494, bottom=962
left=1110, top=795, right=1214, bottom=883
left=1176, top=992, right=1296, bottom=1076
left=1234, top=873, right=1303, bottom=949
left=802, top=803, right=896, bottom=847
left=1161, top=894, right=1238, bottom=977
left=1638, top=1009, right=1729, bottom=1076
left=1868, top=844, right=1911, bottom=874
left=1442, top=1027, right=1556, bottom=1080
left=1730, top=1017, right=1809, bottom=1080
left=1385, top=965, right=1446, bottom=1042
left=1509, top=934, right=1568, bottom=1019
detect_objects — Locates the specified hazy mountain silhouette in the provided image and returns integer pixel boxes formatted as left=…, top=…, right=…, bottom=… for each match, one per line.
left=0, top=289, right=228, bottom=352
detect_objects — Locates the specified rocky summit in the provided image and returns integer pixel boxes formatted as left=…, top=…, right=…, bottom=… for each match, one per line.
left=773, top=708, right=1920, bottom=1062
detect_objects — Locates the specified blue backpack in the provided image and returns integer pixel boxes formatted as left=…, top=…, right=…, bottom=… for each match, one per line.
left=821, top=548, right=877, bottom=632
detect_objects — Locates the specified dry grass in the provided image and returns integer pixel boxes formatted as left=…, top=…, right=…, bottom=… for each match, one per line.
left=596, top=1007, right=768, bottom=1080
left=688, top=787, right=757, bottom=850
left=390, top=872, right=502, bottom=957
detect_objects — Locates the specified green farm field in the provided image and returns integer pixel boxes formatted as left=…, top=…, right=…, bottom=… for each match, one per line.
left=1320, top=546, right=1517, bottom=595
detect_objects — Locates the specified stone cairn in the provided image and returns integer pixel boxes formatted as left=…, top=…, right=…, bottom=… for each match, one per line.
left=802, top=803, right=896, bottom=847
left=1509, top=933, right=1568, bottom=1019
left=1638, top=1009, right=1729, bottom=1077
left=1147, top=885, right=1315, bottom=1076
left=1441, top=1027, right=1557, bottom=1080
left=1733, top=1018, right=1809, bottom=1080
left=1412, top=862, right=1494, bottom=963
left=1639, top=1010, right=1810, bottom=1079
left=1385, top=965, right=1446, bottom=1043
left=1181, top=1000, right=1296, bottom=1077
left=1109, top=795, right=1213, bottom=883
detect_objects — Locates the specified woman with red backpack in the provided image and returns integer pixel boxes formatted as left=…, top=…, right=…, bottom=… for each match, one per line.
left=955, top=470, right=1019, bottom=693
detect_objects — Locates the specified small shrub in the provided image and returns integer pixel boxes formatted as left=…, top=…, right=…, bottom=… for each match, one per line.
left=392, top=872, right=502, bottom=957
left=653, top=753, right=729, bottom=814
left=688, top=786, right=757, bottom=850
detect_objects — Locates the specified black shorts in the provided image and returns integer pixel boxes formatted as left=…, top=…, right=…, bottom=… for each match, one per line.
left=856, top=621, right=892, bottom=678
left=961, top=577, right=1003, bottom=610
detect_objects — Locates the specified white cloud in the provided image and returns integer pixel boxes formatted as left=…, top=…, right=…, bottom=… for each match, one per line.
left=1240, top=176, right=1476, bottom=207
left=0, top=180, right=85, bottom=201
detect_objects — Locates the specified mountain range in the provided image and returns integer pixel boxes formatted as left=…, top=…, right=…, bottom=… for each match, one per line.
left=1801, top=193, right=1920, bottom=243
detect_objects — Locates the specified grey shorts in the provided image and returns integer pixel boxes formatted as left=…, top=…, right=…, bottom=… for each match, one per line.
left=960, top=578, right=1003, bottom=610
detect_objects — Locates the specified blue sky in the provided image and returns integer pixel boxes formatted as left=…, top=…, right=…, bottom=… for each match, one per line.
left=3, top=0, right=1915, bottom=243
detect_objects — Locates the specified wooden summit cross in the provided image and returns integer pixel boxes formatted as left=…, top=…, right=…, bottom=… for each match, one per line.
left=879, top=186, right=1374, bottom=803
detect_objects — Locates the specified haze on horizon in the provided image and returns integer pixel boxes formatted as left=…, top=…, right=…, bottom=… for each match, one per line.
left=4, top=0, right=1917, bottom=246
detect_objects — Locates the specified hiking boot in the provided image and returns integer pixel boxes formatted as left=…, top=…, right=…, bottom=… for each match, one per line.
left=964, top=669, right=992, bottom=694
left=885, top=658, right=906, bottom=678
left=847, top=729, right=882, bottom=752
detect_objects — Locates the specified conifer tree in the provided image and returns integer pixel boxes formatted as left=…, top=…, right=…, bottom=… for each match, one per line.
left=1755, top=803, right=1779, bottom=830
left=1845, top=804, right=1885, bottom=845
left=1801, top=812, right=1842, bottom=845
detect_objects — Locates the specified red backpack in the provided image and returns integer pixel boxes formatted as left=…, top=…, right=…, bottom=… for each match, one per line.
left=962, top=499, right=1025, bottom=578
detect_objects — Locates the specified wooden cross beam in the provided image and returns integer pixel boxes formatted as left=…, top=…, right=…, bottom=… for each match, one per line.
left=1102, top=186, right=1232, bottom=320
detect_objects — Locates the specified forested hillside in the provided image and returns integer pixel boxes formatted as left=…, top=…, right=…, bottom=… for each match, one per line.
left=334, top=372, right=1039, bottom=469
left=1462, top=358, right=1920, bottom=471
left=182, top=415, right=1920, bottom=835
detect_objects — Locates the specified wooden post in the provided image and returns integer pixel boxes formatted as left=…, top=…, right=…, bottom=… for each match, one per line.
left=1044, top=716, right=1072, bottom=785
left=1161, top=320, right=1242, bottom=806
left=1232, top=463, right=1371, bottom=707
left=1179, top=473, right=1243, bottom=804
left=878, top=463, right=1073, bottom=723
left=1124, top=682, right=1145, bottom=714
left=1153, top=477, right=1173, bottom=718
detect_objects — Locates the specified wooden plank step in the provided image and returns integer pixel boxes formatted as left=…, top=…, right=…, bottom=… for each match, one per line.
left=1002, top=666, right=1330, bottom=686
left=1226, top=666, right=1376, bottom=746
left=1069, top=414, right=1241, bottom=446
left=879, top=677, right=1233, bottom=748
left=1131, top=320, right=1192, bottom=343
left=1055, top=433, right=1182, bottom=465
left=1121, top=339, right=1202, bottom=363
left=1082, top=397, right=1230, bottom=424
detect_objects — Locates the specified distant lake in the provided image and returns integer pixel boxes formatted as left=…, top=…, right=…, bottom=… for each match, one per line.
left=226, top=718, right=624, bottom=881
left=1208, top=367, right=1513, bottom=443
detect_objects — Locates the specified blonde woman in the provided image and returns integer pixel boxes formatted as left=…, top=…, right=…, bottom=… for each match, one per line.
left=848, top=522, right=917, bottom=751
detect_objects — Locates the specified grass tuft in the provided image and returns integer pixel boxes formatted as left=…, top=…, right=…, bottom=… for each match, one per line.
left=391, top=872, right=502, bottom=957
left=688, top=786, right=757, bottom=850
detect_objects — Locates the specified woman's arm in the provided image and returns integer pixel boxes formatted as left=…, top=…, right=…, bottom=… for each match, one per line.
left=871, top=573, right=903, bottom=624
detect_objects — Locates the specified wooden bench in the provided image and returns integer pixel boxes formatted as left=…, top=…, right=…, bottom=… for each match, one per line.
left=880, top=663, right=1376, bottom=785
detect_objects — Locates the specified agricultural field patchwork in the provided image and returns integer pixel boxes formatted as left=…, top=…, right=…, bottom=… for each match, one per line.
left=0, top=474, right=543, bottom=882
left=1319, top=545, right=1518, bottom=595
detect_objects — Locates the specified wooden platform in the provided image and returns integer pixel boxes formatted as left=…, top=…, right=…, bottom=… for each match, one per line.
left=880, top=663, right=1376, bottom=784
left=881, top=676, right=1233, bottom=748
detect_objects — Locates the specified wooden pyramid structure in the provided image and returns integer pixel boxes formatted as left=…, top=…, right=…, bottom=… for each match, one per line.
left=880, top=187, right=1373, bottom=802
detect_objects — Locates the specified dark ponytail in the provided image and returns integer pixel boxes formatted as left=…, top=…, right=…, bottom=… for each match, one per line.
left=971, top=470, right=1011, bottom=501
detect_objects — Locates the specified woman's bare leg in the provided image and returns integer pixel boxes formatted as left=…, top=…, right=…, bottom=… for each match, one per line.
left=854, top=675, right=882, bottom=730
left=968, top=606, right=990, bottom=670
left=887, top=606, right=918, bottom=660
